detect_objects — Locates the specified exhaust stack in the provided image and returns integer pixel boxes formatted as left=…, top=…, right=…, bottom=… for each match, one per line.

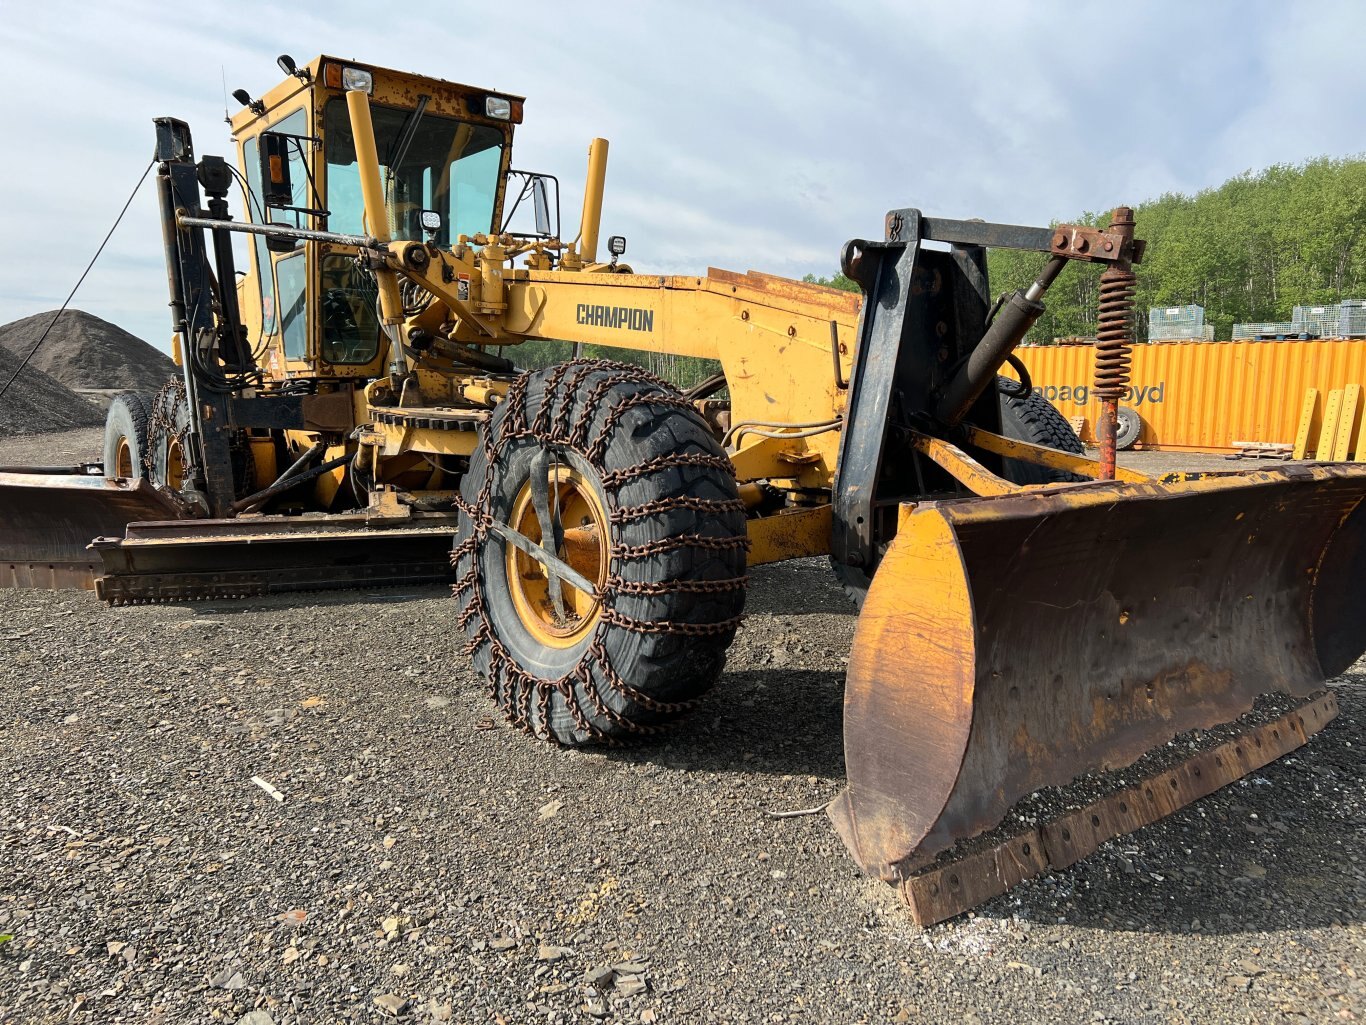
left=578, top=138, right=609, bottom=263
left=345, top=85, right=409, bottom=383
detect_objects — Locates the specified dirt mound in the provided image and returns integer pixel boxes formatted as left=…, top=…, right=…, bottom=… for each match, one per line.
left=0, top=346, right=104, bottom=437
left=0, top=310, right=175, bottom=394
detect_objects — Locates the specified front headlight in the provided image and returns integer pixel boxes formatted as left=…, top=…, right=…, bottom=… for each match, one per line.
left=485, top=96, right=512, bottom=120
left=342, top=67, right=374, bottom=93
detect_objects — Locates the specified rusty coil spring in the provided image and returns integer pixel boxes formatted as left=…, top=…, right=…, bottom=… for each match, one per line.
left=1093, top=264, right=1136, bottom=401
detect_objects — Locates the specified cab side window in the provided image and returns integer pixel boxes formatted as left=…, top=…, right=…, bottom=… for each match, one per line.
left=243, top=108, right=310, bottom=341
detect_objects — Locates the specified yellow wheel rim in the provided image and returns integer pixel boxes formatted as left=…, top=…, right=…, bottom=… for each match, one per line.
left=114, top=437, right=134, bottom=478
left=166, top=437, right=185, bottom=491
left=505, top=463, right=609, bottom=648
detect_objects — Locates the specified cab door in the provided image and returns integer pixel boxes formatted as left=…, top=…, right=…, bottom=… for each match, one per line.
left=239, top=105, right=315, bottom=379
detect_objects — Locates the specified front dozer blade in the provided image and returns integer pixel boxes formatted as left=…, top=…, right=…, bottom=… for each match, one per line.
left=0, top=470, right=183, bottom=589
left=830, top=463, right=1366, bottom=897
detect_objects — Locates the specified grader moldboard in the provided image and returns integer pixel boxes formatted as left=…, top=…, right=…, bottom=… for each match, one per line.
left=4, top=56, right=1364, bottom=925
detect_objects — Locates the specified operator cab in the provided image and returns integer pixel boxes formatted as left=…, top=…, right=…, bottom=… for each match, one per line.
left=227, top=56, right=525, bottom=380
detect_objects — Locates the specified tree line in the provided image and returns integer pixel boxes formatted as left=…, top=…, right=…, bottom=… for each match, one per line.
left=506, top=338, right=719, bottom=389
left=807, top=157, right=1366, bottom=343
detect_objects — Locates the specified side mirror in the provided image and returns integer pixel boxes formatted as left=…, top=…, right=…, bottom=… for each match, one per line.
left=259, top=132, right=295, bottom=209
left=532, top=176, right=552, bottom=237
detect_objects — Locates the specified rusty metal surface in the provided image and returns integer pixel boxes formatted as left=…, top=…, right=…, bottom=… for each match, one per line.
left=831, top=462, right=1366, bottom=881
left=704, top=267, right=863, bottom=318
left=0, top=471, right=184, bottom=590
left=91, top=512, right=460, bottom=603
left=898, top=691, right=1337, bottom=927
left=901, top=832, right=1051, bottom=928
left=1047, top=222, right=1145, bottom=265
left=746, top=504, right=832, bottom=565
left=960, top=425, right=1150, bottom=483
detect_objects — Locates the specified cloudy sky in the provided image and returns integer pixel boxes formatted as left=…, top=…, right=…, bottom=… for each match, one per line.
left=2, top=0, right=1364, bottom=351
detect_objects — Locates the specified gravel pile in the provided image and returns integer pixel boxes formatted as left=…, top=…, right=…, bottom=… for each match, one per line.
left=0, top=347, right=103, bottom=438
left=0, top=310, right=175, bottom=396
left=0, top=439, right=1361, bottom=1023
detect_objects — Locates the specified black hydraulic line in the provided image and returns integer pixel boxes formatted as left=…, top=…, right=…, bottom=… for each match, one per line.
left=239, top=440, right=326, bottom=507
left=830, top=320, right=848, bottom=389
left=444, top=340, right=515, bottom=373
left=998, top=353, right=1033, bottom=398
left=684, top=372, right=727, bottom=400
left=271, top=440, right=327, bottom=486
left=0, top=158, right=155, bottom=404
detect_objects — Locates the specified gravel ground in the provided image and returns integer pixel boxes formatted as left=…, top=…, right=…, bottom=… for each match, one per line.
left=0, top=431, right=1362, bottom=1024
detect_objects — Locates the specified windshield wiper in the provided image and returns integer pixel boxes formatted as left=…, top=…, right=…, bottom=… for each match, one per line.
left=386, top=94, right=430, bottom=183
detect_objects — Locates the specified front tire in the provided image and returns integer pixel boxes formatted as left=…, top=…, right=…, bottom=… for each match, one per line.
left=454, top=360, right=749, bottom=744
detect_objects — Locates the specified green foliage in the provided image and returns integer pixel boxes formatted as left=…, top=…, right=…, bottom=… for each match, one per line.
left=802, top=272, right=861, bottom=294
left=814, top=158, right=1366, bottom=342
left=0, top=934, right=12, bottom=947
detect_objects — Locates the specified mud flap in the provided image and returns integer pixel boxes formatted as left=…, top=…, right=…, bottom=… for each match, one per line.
left=0, top=471, right=182, bottom=589
left=829, top=463, right=1366, bottom=881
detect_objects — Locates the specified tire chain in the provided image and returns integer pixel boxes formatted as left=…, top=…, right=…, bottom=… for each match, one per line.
left=452, top=359, right=750, bottom=743
left=142, top=379, right=255, bottom=501
left=609, top=495, right=746, bottom=524
left=143, top=379, right=193, bottom=484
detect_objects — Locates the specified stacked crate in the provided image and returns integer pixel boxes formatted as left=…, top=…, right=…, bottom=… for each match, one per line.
left=1233, top=320, right=1311, bottom=340
left=1147, top=305, right=1213, bottom=341
left=1339, top=300, right=1366, bottom=337
left=1233, top=301, right=1366, bottom=340
left=1292, top=305, right=1341, bottom=338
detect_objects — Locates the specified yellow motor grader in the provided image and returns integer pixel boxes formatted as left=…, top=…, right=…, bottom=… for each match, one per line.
left=3, top=56, right=1364, bottom=923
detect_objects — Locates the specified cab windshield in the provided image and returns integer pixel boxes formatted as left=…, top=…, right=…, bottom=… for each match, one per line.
left=323, top=98, right=504, bottom=245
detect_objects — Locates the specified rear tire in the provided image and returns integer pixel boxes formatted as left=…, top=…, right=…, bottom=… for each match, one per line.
left=102, top=393, right=152, bottom=480
left=454, top=359, right=749, bottom=745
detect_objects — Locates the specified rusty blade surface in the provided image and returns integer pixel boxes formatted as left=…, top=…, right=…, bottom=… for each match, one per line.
left=830, top=463, right=1366, bottom=881
left=0, top=471, right=184, bottom=590
left=898, top=691, right=1338, bottom=927
left=92, top=512, right=459, bottom=603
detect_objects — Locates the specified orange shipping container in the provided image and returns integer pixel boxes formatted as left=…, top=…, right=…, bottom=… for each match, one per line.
left=1016, top=338, right=1366, bottom=453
